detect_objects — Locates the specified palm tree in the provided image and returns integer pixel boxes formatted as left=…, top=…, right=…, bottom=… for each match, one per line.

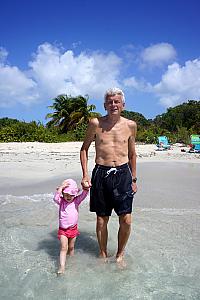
left=46, top=94, right=100, bottom=132
left=46, top=95, right=70, bottom=130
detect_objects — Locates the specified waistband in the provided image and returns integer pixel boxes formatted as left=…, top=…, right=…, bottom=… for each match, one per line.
left=59, top=224, right=77, bottom=230
left=95, top=163, right=129, bottom=170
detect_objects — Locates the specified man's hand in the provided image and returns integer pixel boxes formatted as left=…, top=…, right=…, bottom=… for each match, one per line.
left=81, top=177, right=92, bottom=190
left=132, top=182, right=137, bottom=194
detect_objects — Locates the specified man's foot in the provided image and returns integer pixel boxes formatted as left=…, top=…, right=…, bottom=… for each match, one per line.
left=116, top=255, right=127, bottom=269
left=57, top=267, right=65, bottom=275
left=99, top=252, right=108, bottom=263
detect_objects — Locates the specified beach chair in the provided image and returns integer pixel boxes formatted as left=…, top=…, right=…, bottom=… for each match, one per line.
left=189, top=135, right=200, bottom=153
left=156, top=136, right=171, bottom=150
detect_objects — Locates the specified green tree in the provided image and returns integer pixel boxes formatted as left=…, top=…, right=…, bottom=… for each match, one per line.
left=46, top=94, right=100, bottom=133
left=153, top=100, right=200, bottom=133
left=121, top=110, right=151, bottom=128
left=0, top=117, right=20, bottom=128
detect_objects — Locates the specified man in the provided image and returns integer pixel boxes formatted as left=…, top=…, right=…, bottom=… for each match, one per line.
left=80, top=87, right=137, bottom=263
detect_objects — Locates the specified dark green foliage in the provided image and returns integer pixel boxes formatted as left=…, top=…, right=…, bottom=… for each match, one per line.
left=74, top=123, right=88, bottom=141
left=0, top=119, right=68, bottom=142
left=0, top=99, right=199, bottom=143
left=46, top=94, right=99, bottom=133
left=0, top=117, right=20, bottom=128
left=121, top=100, right=200, bottom=144
left=154, top=100, right=200, bottom=133
left=121, top=110, right=151, bottom=128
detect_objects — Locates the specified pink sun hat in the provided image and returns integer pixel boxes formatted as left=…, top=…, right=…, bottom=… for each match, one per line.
left=63, top=179, right=79, bottom=196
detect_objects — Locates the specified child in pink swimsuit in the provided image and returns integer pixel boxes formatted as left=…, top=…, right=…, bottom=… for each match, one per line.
left=54, top=178, right=89, bottom=274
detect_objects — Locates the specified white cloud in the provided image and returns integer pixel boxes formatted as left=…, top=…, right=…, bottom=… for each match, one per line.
left=29, top=43, right=122, bottom=100
left=123, top=76, right=152, bottom=92
left=123, top=76, right=140, bottom=89
left=0, top=47, right=8, bottom=64
left=1, top=42, right=199, bottom=112
left=72, top=41, right=82, bottom=49
left=141, top=43, right=177, bottom=67
left=0, top=43, right=123, bottom=107
left=153, top=59, right=200, bottom=106
left=0, top=64, right=39, bottom=107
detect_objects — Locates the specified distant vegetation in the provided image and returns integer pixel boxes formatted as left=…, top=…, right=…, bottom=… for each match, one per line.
left=0, top=95, right=199, bottom=144
left=122, top=100, right=200, bottom=144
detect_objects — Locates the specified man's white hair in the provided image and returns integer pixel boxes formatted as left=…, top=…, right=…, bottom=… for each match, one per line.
left=104, top=87, right=125, bottom=104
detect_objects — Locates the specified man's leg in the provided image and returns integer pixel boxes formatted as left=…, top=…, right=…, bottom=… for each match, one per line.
left=96, top=215, right=109, bottom=258
left=116, top=213, right=132, bottom=262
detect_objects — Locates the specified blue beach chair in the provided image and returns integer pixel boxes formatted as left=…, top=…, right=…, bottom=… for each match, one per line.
left=189, top=135, right=200, bottom=153
left=156, top=136, right=171, bottom=150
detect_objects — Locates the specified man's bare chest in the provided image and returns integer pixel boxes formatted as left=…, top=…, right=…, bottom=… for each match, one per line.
left=96, top=126, right=130, bottom=144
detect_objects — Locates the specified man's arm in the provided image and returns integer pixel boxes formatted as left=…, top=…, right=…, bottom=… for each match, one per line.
left=128, top=121, right=137, bottom=193
left=80, top=118, right=98, bottom=189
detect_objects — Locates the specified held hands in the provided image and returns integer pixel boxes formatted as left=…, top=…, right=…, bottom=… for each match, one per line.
left=81, top=177, right=91, bottom=191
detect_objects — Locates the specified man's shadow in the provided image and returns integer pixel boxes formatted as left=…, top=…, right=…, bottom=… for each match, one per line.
left=76, top=231, right=99, bottom=256
left=37, top=230, right=99, bottom=259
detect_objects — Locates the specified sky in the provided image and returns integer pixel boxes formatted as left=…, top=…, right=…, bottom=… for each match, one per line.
left=0, top=0, right=200, bottom=123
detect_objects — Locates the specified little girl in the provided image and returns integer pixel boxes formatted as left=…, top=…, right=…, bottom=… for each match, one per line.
left=53, top=178, right=89, bottom=274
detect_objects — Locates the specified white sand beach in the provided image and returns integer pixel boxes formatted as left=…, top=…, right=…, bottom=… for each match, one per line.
left=0, top=142, right=200, bottom=299
left=0, top=142, right=199, bottom=194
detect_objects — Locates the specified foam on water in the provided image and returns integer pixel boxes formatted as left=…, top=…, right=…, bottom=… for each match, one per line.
left=140, top=207, right=200, bottom=215
left=0, top=192, right=199, bottom=299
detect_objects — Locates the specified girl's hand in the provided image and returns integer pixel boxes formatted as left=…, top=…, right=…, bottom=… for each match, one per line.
left=81, top=177, right=91, bottom=190
left=56, top=180, right=69, bottom=193
left=56, top=186, right=63, bottom=193
left=61, top=179, right=70, bottom=187
left=59, top=180, right=70, bottom=191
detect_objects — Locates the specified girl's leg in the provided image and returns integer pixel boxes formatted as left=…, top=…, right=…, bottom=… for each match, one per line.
left=67, top=237, right=76, bottom=256
left=57, top=235, right=68, bottom=274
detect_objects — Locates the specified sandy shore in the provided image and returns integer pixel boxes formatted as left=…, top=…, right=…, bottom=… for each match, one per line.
left=0, top=141, right=199, bottom=197
left=0, top=141, right=199, bottom=193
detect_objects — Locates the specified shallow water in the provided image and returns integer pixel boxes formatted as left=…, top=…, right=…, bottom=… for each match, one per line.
left=0, top=193, right=199, bottom=300
left=0, top=162, right=200, bottom=299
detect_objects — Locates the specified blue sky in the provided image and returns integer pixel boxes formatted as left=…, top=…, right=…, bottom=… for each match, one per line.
left=0, top=0, right=200, bottom=123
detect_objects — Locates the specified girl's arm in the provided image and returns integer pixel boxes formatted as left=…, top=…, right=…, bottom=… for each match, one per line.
left=75, top=190, right=89, bottom=206
left=53, top=191, right=62, bottom=205
left=53, top=180, right=70, bottom=204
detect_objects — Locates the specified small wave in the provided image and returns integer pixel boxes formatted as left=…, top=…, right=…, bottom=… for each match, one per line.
left=138, top=207, right=200, bottom=215
left=0, top=192, right=90, bottom=206
left=0, top=193, right=53, bottom=205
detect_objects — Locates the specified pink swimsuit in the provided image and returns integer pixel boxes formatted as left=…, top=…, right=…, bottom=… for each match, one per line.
left=54, top=190, right=88, bottom=238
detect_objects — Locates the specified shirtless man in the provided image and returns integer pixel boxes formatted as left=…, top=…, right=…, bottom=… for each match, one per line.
left=80, top=87, right=137, bottom=263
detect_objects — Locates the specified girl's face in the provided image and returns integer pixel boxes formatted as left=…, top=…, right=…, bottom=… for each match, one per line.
left=63, top=193, right=75, bottom=202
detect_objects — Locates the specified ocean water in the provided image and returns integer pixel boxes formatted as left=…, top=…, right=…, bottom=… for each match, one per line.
left=1, top=162, right=200, bottom=300
left=0, top=191, right=200, bottom=300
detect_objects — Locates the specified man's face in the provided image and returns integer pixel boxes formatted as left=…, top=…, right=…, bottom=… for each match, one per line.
left=104, top=94, right=124, bottom=115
